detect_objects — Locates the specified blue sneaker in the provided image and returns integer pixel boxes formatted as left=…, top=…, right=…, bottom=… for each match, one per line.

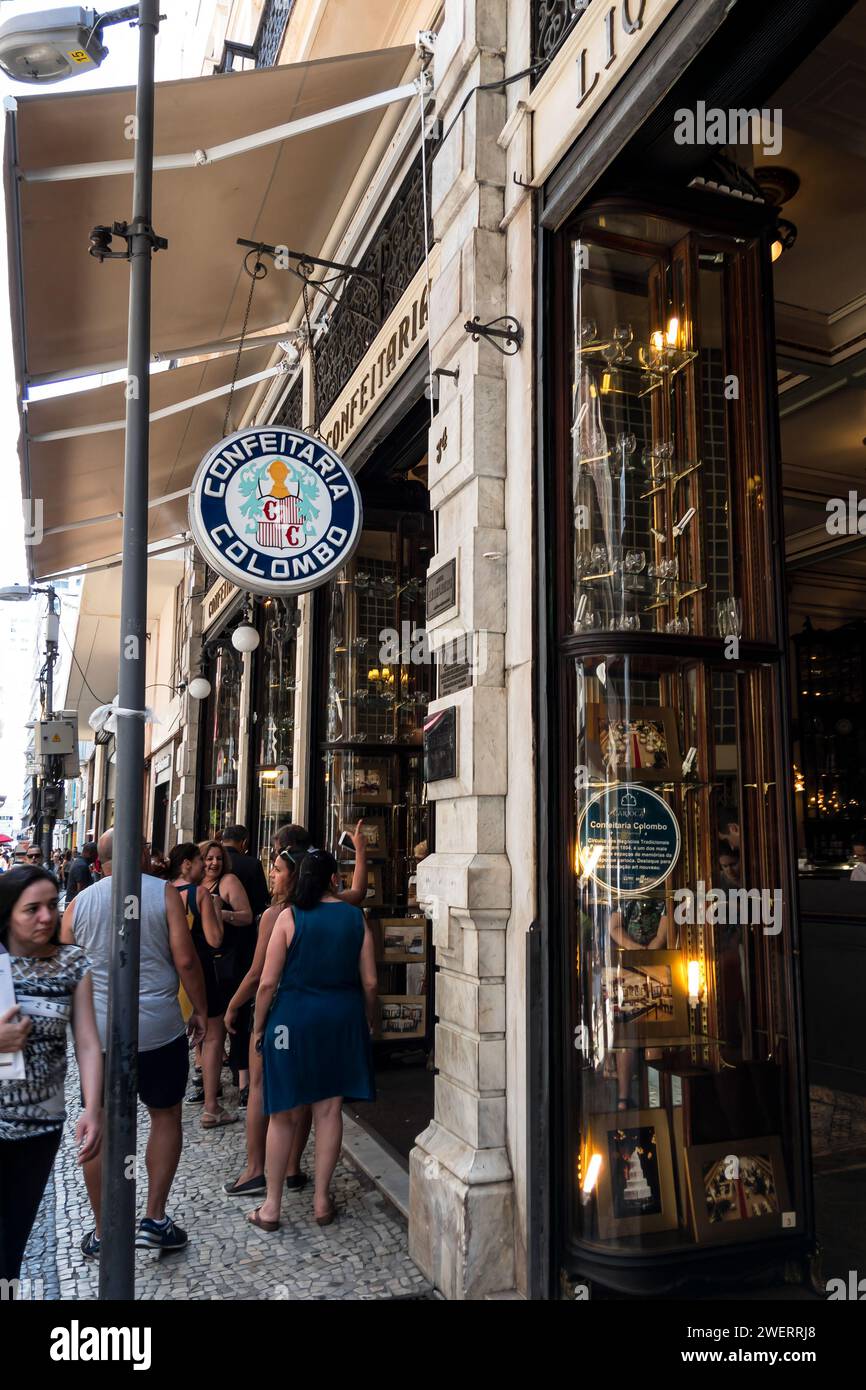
left=134, top=1216, right=189, bottom=1251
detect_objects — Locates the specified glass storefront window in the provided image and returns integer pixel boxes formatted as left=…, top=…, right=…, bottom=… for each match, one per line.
left=252, top=597, right=298, bottom=866
left=551, top=208, right=807, bottom=1275
left=199, top=645, right=241, bottom=837
left=324, top=536, right=430, bottom=746
left=571, top=653, right=801, bottom=1251
left=569, top=223, right=772, bottom=642
left=317, top=506, right=434, bottom=1042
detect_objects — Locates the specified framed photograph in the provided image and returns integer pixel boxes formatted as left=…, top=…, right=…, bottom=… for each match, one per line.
left=602, top=949, right=690, bottom=1046
left=379, top=918, right=426, bottom=962
left=587, top=705, right=682, bottom=783
left=349, top=764, right=391, bottom=805
left=684, top=1135, right=792, bottom=1245
left=338, top=864, right=383, bottom=906
left=345, top=818, right=387, bottom=857
left=377, top=995, right=426, bottom=1040
left=589, top=1107, right=678, bottom=1239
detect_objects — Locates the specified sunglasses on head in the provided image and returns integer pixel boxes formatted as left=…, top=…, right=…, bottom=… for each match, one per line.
left=271, top=848, right=304, bottom=867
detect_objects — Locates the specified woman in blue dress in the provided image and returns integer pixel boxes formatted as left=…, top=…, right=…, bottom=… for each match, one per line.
left=250, top=849, right=377, bottom=1229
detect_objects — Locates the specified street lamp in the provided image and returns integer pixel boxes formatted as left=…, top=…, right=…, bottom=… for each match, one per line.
left=1, top=0, right=161, bottom=1302
left=0, top=6, right=139, bottom=85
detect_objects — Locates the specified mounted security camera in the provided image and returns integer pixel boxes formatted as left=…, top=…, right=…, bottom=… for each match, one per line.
left=0, top=7, right=112, bottom=85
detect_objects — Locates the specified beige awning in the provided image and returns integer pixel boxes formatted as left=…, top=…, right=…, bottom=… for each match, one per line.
left=6, top=44, right=417, bottom=580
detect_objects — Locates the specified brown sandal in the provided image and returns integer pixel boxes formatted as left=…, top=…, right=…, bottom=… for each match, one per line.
left=248, top=1207, right=280, bottom=1232
left=202, top=1109, right=238, bottom=1129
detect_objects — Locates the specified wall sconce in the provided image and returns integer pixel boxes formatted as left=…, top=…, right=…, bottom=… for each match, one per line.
left=187, top=674, right=212, bottom=701
left=770, top=218, right=797, bottom=263
left=231, top=599, right=261, bottom=653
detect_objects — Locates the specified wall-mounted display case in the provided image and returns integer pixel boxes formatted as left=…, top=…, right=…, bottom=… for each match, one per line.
left=548, top=204, right=811, bottom=1295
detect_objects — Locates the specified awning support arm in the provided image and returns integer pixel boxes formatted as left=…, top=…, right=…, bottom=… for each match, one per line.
left=20, top=80, right=427, bottom=184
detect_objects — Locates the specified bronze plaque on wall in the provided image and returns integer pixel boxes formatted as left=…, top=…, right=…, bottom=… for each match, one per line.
left=424, top=706, right=457, bottom=782
left=426, top=559, right=456, bottom=619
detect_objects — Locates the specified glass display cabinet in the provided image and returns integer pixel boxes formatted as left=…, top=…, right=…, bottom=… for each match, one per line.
left=251, top=596, right=298, bottom=871
left=318, top=518, right=434, bottom=1047
left=549, top=205, right=811, bottom=1295
left=198, top=645, right=242, bottom=838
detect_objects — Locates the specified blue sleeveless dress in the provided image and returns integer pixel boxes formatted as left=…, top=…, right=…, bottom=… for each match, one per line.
left=262, top=901, right=376, bottom=1113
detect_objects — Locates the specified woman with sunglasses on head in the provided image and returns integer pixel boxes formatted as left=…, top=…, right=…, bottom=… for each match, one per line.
left=249, top=842, right=377, bottom=1231
left=222, top=821, right=368, bottom=1199
left=0, top=867, right=102, bottom=1286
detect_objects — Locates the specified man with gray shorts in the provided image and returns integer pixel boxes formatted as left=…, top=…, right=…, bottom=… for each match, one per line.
left=62, top=829, right=207, bottom=1256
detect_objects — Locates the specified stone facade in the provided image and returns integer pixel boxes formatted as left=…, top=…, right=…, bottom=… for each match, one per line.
left=410, top=0, right=535, bottom=1300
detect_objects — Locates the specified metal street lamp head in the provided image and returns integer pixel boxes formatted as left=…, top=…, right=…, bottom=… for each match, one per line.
left=0, top=584, right=34, bottom=602
left=0, top=6, right=137, bottom=86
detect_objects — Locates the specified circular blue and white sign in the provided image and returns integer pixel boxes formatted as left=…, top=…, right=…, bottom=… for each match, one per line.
left=188, top=427, right=363, bottom=596
left=577, top=782, right=681, bottom=896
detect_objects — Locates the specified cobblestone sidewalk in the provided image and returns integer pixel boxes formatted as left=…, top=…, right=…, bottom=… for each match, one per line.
left=21, top=1065, right=432, bottom=1301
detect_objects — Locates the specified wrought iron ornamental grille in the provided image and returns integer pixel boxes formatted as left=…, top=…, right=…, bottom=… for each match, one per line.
left=256, top=0, right=294, bottom=68
left=533, top=0, right=594, bottom=68
left=276, top=373, right=304, bottom=430
left=313, top=151, right=432, bottom=421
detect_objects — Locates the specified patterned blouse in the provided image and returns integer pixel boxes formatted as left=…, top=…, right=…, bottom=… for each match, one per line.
left=0, top=944, right=91, bottom=1141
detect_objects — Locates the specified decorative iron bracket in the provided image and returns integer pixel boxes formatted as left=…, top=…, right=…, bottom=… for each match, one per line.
left=464, top=315, right=524, bottom=355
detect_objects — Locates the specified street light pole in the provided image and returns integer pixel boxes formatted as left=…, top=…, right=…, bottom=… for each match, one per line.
left=99, top=0, right=161, bottom=1301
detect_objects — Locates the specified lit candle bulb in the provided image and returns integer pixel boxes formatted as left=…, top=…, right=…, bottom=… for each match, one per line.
left=582, top=1152, right=603, bottom=1197
left=666, top=316, right=679, bottom=346
left=650, top=329, right=665, bottom=352
left=687, top=959, right=703, bottom=1006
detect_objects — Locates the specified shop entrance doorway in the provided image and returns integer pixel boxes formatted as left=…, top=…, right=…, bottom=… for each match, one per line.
left=312, top=398, right=435, bottom=1165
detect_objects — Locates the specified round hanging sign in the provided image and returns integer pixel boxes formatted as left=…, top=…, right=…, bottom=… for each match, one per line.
left=576, top=782, right=681, bottom=896
left=188, top=427, right=363, bottom=597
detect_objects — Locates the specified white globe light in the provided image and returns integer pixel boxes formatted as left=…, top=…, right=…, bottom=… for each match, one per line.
left=188, top=676, right=212, bottom=700
left=231, top=623, right=260, bottom=653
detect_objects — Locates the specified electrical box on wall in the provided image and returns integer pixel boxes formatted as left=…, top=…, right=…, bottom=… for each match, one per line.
left=37, top=717, right=76, bottom=757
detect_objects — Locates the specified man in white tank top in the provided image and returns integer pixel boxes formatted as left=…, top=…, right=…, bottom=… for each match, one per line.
left=61, top=830, right=207, bottom=1257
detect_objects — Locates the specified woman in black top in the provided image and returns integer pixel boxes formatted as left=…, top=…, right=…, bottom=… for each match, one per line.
left=168, top=844, right=235, bottom=1130
left=0, top=867, right=102, bottom=1284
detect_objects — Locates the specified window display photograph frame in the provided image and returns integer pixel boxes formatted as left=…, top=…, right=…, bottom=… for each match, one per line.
left=586, top=704, right=683, bottom=784
left=684, top=1134, right=792, bottom=1247
left=586, top=1107, right=679, bottom=1241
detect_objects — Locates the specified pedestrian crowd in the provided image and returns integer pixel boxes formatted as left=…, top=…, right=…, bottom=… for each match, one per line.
left=0, top=819, right=376, bottom=1286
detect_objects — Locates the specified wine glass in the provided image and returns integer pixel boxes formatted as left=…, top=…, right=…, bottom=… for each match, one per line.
left=612, top=323, right=633, bottom=363
left=665, top=617, right=690, bottom=635
left=580, top=318, right=598, bottom=347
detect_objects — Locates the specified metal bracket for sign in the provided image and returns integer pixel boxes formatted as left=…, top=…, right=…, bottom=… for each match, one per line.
left=464, top=315, right=524, bottom=355
left=89, top=218, right=168, bottom=262
left=236, top=237, right=389, bottom=333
